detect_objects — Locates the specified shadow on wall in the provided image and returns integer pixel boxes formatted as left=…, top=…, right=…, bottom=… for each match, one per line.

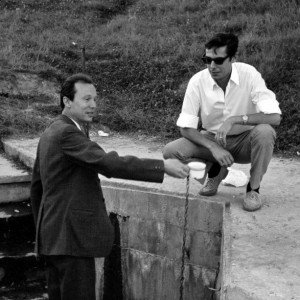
left=103, top=213, right=123, bottom=300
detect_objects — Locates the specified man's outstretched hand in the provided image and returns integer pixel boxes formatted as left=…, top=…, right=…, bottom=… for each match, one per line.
left=164, top=159, right=190, bottom=178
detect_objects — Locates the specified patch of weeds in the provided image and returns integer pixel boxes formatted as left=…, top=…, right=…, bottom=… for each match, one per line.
left=0, top=96, right=53, bottom=137
left=33, top=103, right=61, bottom=117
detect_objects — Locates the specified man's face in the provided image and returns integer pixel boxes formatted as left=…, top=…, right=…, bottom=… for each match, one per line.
left=205, top=46, right=233, bottom=82
left=67, top=82, right=97, bottom=123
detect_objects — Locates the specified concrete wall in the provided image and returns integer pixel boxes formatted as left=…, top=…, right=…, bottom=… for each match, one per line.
left=100, top=184, right=224, bottom=300
left=0, top=182, right=31, bottom=204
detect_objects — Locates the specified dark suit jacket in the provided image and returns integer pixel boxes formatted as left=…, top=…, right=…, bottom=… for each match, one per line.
left=30, top=115, right=164, bottom=257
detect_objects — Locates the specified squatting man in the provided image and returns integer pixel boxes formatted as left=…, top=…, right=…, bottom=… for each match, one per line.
left=163, top=32, right=282, bottom=212
left=30, top=73, right=189, bottom=300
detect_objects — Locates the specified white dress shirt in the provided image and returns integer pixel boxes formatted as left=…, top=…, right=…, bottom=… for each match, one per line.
left=177, top=62, right=282, bottom=135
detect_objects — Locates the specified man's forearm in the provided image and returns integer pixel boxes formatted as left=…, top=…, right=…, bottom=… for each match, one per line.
left=228, top=113, right=281, bottom=127
left=180, top=127, right=218, bottom=151
left=180, top=127, right=235, bottom=166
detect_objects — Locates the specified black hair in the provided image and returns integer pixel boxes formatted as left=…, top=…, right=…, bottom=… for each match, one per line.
left=60, top=73, right=93, bottom=109
left=205, top=33, right=239, bottom=58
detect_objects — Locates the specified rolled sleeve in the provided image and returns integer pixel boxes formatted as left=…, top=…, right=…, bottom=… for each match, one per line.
left=177, top=76, right=201, bottom=129
left=256, top=98, right=282, bottom=114
left=177, top=112, right=199, bottom=128
left=251, top=70, right=282, bottom=115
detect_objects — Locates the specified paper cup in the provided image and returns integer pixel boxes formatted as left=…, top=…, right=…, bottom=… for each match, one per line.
left=188, top=161, right=206, bottom=179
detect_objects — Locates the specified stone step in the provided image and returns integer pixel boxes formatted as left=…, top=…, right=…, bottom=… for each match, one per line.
left=0, top=152, right=46, bottom=294
left=0, top=200, right=35, bottom=258
left=0, top=284, right=47, bottom=300
left=0, top=201, right=46, bottom=292
left=0, top=256, right=46, bottom=288
left=0, top=153, right=31, bottom=204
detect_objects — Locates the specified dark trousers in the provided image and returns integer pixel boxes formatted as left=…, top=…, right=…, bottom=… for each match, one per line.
left=44, top=255, right=96, bottom=300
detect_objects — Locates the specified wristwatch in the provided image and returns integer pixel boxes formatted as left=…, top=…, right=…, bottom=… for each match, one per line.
left=242, top=115, right=248, bottom=124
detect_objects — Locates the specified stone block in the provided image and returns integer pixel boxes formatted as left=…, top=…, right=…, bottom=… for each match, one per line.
left=144, top=219, right=166, bottom=255
left=147, top=193, right=223, bottom=232
left=160, top=255, right=216, bottom=300
left=2, top=140, right=36, bottom=170
left=164, top=195, right=186, bottom=227
left=118, top=215, right=130, bottom=248
left=106, top=188, right=150, bottom=219
left=160, top=257, right=181, bottom=299
left=189, top=230, right=221, bottom=269
left=103, top=186, right=120, bottom=213
left=0, top=200, right=35, bottom=258
left=122, top=250, right=163, bottom=300
left=147, top=193, right=169, bottom=221
left=121, top=250, right=215, bottom=300
left=181, top=264, right=216, bottom=300
left=188, top=199, right=223, bottom=232
left=0, top=153, right=31, bottom=183
left=0, top=182, right=30, bottom=203
left=127, top=217, right=148, bottom=252
left=164, top=222, right=184, bottom=260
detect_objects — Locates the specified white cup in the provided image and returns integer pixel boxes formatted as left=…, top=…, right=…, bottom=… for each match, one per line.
left=188, top=161, right=206, bottom=179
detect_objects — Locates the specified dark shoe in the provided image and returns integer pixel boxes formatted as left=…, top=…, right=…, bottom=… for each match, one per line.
left=243, top=191, right=262, bottom=212
left=199, top=167, right=228, bottom=196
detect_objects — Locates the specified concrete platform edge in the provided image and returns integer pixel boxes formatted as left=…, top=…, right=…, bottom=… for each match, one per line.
left=217, top=201, right=231, bottom=300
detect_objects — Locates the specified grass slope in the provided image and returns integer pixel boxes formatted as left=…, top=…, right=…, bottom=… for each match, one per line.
left=0, top=0, right=299, bottom=153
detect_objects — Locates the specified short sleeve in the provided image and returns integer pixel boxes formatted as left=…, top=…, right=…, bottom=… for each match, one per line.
left=176, top=76, right=201, bottom=128
left=250, top=71, right=282, bottom=114
left=177, top=112, right=199, bottom=128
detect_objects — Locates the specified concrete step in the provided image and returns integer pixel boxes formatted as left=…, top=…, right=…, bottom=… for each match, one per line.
left=0, top=256, right=46, bottom=289
left=0, top=152, right=46, bottom=296
left=0, top=200, right=35, bottom=258
left=0, top=200, right=44, bottom=289
left=0, top=283, right=47, bottom=300
left=0, top=152, right=31, bottom=204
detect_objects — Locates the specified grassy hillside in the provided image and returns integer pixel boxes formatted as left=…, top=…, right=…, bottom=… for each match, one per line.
left=0, top=0, right=299, bottom=154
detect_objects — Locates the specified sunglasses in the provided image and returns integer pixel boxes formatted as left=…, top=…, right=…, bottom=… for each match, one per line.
left=201, top=55, right=229, bottom=65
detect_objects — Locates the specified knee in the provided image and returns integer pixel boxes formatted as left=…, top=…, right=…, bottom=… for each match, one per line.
left=162, top=142, right=180, bottom=159
left=163, top=138, right=197, bottom=161
left=251, top=124, right=276, bottom=144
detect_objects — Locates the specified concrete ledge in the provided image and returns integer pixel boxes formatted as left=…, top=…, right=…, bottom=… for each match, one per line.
left=1, top=138, right=37, bottom=170
left=0, top=153, right=31, bottom=203
left=0, top=182, right=31, bottom=203
left=0, top=153, right=31, bottom=184
left=217, top=201, right=231, bottom=300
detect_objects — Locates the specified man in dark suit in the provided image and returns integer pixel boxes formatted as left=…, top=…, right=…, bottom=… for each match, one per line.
left=30, top=73, right=189, bottom=300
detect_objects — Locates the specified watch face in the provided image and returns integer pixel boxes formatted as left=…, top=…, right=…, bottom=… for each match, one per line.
left=243, top=115, right=248, bottom=122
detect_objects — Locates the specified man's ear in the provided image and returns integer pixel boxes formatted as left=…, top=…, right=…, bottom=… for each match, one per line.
left=63, top=97, right=71, bottom=108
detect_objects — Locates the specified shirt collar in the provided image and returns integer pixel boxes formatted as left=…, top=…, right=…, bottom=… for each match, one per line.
left=64, top=115, right=82, bottom=131
left=230, top=63, right=239, bottom=85
left=207, top=63, right=240, bottom=88
left=70, top=118, right=82, bottom=131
